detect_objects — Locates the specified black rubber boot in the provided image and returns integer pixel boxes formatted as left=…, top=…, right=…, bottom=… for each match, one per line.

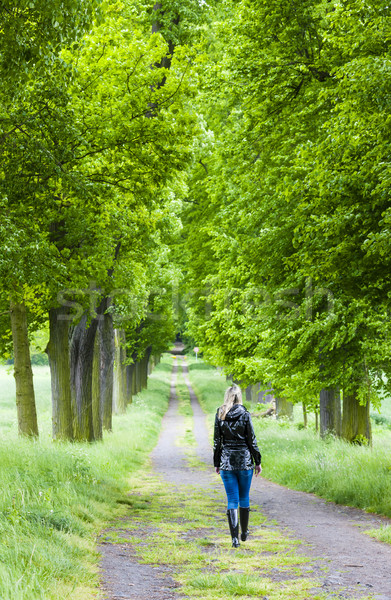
left=239, top=506, right=250, bottom=541
left=226, top=509, right=240, bottom=547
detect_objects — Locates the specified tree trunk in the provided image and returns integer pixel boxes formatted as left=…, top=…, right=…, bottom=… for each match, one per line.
left=10, top=300, right=39, bottom=437
left=92, top=328, right=102, bottom=441
left=120, top=332, right=128, bottom=404
left=140, top=356, right=148, bottom=390
left=257, top=384, right=271, bottom=404
left=275, top=397, right=293, bottom=420
left=320, top=387, right=341, bottom=438
left=70, top=313, right=98, bottom=441
left=342, top=389, right=372, bottom=444
left=99, top=311, right=114, bottom=432
left=126, top=363, right=135, bottom=404
left=140, top=347, right=152, bottom=390
left=113, top=329, right=127, bottom=413
left=260, top=389, right=274, bottom=405
left=131, top=359, right=138, bottom=396
left=47, top=307, right=73, bottom=440
left=245, top=385, right=252, bottom=403
left=135, top=360, right=142, bottom=394
left=302, top=402, right=308, bottom=428
left=246, top=384, right=258, bottom=403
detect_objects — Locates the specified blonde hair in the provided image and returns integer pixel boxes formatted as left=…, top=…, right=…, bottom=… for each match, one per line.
left=218, top=384, right=242, bottom=420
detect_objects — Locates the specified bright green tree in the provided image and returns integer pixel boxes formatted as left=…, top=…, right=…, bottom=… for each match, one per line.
left=182, top=0, right=391, bottom=444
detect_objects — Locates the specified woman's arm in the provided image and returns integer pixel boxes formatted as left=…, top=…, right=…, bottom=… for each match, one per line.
left=245, top=413, right=262, bottom=468
left=213, top=411, right=222, bottom=472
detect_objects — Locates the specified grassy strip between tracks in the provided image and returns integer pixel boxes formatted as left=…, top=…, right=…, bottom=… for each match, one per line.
left=176, top=362, right=197, bottom=448
left=185, top=358, right=391, bottom=543
left=0, top=357, right=172, bottom=600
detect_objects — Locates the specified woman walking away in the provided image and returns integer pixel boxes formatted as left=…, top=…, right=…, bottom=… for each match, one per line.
left=214, top=383, right=262, bottom=547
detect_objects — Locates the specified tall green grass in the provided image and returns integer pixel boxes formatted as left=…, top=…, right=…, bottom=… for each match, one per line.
left=187, top=359, right=391, bottom=518
left=0, top=365, right=52, bottom=438
left=0, top=357, right=172, bottom=600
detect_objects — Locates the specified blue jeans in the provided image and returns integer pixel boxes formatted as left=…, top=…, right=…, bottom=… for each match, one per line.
left=220, top=469, right=253, bottom=510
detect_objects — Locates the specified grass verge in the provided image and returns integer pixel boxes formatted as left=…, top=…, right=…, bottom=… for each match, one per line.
left=366, top=525, right=391, bottom=544
left=186, top=359, right=391, bottom=521
left=0, top=357, right=172, bottom=600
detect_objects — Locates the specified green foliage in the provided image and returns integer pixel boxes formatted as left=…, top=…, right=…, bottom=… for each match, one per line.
left=181, top=0, right=391, bottom=406
left=0, top=0, right=203, bottom=359
left=371, top=414, right=391, bottom=430
left=0, top=0, right=102, bottom=84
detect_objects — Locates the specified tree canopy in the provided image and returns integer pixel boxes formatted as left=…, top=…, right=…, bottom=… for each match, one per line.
left=2, top=0, right=391, bottom=444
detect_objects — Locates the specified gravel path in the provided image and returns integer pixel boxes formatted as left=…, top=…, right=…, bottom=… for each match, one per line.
left=99, top=358, right=391, bottom=600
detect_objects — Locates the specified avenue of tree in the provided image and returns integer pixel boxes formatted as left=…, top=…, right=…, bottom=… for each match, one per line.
left=181, top=0, right=391, bottom=445
left=1, top=0, right=391, bottom=445
left=0, top=0, right=201, bottom=440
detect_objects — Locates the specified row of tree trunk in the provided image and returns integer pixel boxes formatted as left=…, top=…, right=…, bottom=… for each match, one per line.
left=319, top=387, right=371, bottom=444
left=9, top=299, right=371, bottom=444
left=8, top=7, right=174, bottom=442
left=246, top=381, right=371, bottom=444
left=10, top=300, right=158, bottom=441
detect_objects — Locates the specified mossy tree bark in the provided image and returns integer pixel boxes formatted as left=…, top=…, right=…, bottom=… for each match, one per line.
left=302, top=402, right=308, bottom=428
left=70, top=312, right=99, bottom=441
left=135, top=359, right=142, bottom=394
left=120, top=332, right=128, bottom=404
left=126, top=363, right=135, bottom=404
left=130, top=352, right=138, bottom=396
left=47, top=307, right=73, bottom=440
left=276, top=397, right=293, bottom=420
left=140, top=356, right=148, bottom=390
left=252, top=383, right=268, bottom=403
left=320, top=387, right=341, bottom=438
left=245, top=385, right=253, bottom=403
left=10, top=300, right=39, bottom=437
left=92, top=328, right=102, bottom=441
left=140, top=346, right=152, bottom=390
left=342, top=389, right=371, bottom=444
left=113, top=329, right=127, bottom=414
left=99, top=310, right=114, bottom=432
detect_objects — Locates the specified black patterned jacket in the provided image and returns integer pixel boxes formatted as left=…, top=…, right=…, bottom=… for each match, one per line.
left=213, top=404, right=261, bottom=470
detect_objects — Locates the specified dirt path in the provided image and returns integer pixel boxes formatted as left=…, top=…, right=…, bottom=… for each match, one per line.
left=99, top=359, right=391, bottom=600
